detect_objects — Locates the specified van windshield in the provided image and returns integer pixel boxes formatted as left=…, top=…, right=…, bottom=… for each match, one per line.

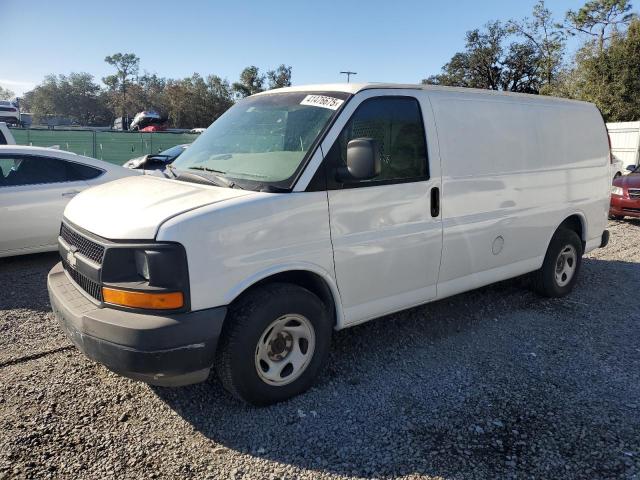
left=172, top=91, right=350, bottom=190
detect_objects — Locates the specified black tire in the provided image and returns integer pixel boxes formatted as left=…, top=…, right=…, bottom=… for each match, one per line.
left=531, top=227, right=583, bottom=298
left=215, top=282, right=332, bottom=406
left=609, top=214, right=625, bottom=220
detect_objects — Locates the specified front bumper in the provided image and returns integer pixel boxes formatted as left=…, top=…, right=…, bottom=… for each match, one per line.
left=48, top=262, right=226, bottom=386
left=610, top=195, right=640, bottom=218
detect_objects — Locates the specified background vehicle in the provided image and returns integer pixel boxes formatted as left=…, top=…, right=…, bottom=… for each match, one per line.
left=0, top=122, right=16, bottom=145
left=607, top=121, right=640, bottom=171
left=122, top=144, right=189, bottom=170
left=610, top=164, right=640, bottom=219
left=611, top=155, right=625, bottom=180
left=0, top=100, right=20, bottom=126
left=0, top=145, right=137, bottom=257
left=112, top=116, right=131, bottom=131
left=129, top=111, right=167, bottom=131
left=49, top=84, right=610, bottom=405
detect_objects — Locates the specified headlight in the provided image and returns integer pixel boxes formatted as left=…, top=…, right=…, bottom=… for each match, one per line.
left=134, top=250, right=150, bottom=281
left=101, top=243, right=189, bottom=310
left=611, top=186, right=624, bottom=196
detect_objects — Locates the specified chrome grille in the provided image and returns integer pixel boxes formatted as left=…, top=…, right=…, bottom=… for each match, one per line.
left=60, top=223, right=105, bottom=264
left=628, top=188, right=640, bottom=199
left=62, top=259, right=103, bottom=301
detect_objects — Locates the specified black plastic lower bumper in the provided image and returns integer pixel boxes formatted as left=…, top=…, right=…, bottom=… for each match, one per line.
left=48, top=262, right=226, bottom=387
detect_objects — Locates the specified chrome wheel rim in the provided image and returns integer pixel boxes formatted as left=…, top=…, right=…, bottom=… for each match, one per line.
left=555, top=244, right=577, bottom=287
left=255, top=314, right=315, bottom=386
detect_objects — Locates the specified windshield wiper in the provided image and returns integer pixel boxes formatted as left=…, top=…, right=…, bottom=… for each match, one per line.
left=172, top=170, right=226, bottom=187
left=181, top=166, right=242, bottom=189
left=164, top=163, right=177, bottom=178
left=189, top=165, right=227, bottom=175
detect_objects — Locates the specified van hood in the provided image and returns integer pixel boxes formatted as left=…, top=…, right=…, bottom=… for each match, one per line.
left=64, top=175, right=252, bottom=239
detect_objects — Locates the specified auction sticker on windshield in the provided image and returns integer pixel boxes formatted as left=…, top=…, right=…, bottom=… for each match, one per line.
left=300, top=95, right=344, bottom=110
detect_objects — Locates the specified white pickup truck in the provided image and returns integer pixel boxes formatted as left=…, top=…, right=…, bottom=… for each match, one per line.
left=48, top=83, right=611, bottom=405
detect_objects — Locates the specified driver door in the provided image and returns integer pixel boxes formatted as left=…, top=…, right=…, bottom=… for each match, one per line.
left=321, top=93, right=443, bottom=326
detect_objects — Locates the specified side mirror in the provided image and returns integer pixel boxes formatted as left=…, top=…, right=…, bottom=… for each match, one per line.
left=626, top=165, right=636, bottom=172
left=337, top=138, right=381, bottom=182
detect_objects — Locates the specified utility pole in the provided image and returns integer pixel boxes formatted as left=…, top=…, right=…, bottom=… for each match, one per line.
left=340, top=71, right=357, bottom=83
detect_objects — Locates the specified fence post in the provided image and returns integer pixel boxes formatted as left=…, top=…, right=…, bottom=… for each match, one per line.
left=92, top=131, right=96, bottom=158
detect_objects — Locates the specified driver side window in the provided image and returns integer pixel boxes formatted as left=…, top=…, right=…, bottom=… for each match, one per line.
left=326, top=96, right=428, bottom=188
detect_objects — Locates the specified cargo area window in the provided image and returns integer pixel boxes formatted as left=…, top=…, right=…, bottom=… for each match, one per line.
left=326, top=96, right=428, bottom=188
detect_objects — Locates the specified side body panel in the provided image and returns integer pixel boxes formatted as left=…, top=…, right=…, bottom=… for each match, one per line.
left=0, top=179, right=89, bottom=255
left=319, top=90, right=443, bottom=326
left=157, top=191, right=340, bottom=321
left=427, top=91, right=610, bottom=299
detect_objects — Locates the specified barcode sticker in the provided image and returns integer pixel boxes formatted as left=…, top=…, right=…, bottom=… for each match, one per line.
left=300, top=95, right=344, bottom=110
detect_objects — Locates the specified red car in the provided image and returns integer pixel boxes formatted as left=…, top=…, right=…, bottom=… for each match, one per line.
left=610, top=165, right=640, bottom=219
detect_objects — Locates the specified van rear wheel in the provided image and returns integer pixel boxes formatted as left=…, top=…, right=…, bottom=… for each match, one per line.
left=215, top=283, right=331, bottom=406
left=531, top=227, right=583, bottom=297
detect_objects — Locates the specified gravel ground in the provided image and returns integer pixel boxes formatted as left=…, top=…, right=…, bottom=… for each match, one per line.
left=1, top=219, right=639, bottom=480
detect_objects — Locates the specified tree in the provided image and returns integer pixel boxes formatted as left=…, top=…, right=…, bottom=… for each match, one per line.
left=103, top=53, right=140, bottom=117
left=164, top=74, right=233, bottom=128
left=0, top=85, right=14, bottom=100
left=551, top=18, right=640, bottom=121
left=508, top=0, right=566, bottom=87
left=566, top=0, right=637, bottom=52
left=22, top=73, right=111, bottom=126
left=267, top=64, right=293, bottom=89
left=423, top=21, right=543, bottom=93
left=125, top=72, right=167, bottom=115
left=232, top=66, right=264, bottom=98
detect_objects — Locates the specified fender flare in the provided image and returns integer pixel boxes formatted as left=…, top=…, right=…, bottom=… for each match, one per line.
left=223, top=262, right=346, bottom=329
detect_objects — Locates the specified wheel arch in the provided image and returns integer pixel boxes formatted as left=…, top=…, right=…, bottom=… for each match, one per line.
left=550, top=212, right=587, bottom=252
left=225, top=264, right=345, bottom=329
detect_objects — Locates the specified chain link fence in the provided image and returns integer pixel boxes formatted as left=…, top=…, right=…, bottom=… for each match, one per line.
left=9, top=128, right=200, bottom=165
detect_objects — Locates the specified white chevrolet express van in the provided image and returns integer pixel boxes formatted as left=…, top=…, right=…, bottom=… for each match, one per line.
left=48, top=84, right=611, bottom=405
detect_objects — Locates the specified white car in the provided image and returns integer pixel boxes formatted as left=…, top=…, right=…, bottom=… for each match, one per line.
left=0, top=146, right=137, bottom=257
left=0, top=101, right=20, bottom=126
left=48, top=83, right=610, bottom=405
left=0, top=122, right=16, bottom=145
left=611, top=154, right=625, bottom=180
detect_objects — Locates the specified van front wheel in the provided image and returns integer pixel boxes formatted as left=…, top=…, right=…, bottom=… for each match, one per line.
left=215, top=283, right=332, bottom=406
left=531, top=227, right=583, bottom=297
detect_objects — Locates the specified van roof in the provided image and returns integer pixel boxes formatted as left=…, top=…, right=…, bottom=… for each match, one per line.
left=257, top=82, right=592, bottom=106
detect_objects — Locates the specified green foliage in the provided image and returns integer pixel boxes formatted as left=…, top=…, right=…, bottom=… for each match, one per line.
left=0, top=85, right=15, bottom=100
left=548, top=18, right=640, bottom=121
left=423, top=21, right=543, bottom=93
left=267, top=65, right=293, bottom=89
left=20, top=60, right=292, bottom=128
left=566, top=0, right=636, bottom=51
left=103, top=53, right=141, bottom=117
left=21, top=73, right=111, bottom=126
left=232, top=66, right=265, bottom=98
left=507, top=0, right=566, bottom=86
left=164, top=74, right=234, bottom=128
left=424, top=0, right=639, bottom=121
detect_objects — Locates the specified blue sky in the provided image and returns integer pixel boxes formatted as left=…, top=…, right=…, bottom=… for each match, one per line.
left=2, top=0, right=591, bottom=97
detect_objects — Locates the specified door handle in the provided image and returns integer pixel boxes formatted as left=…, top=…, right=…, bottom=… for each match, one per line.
left=61, top=190, right=80, bottom=198
left=430, top=187, right=440, bottom=217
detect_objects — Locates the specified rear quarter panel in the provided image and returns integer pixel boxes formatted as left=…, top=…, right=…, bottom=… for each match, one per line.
left=427, top=91, right=609, bottom=297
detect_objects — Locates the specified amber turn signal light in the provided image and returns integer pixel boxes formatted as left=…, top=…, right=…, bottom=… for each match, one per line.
left=102, top=288, right=184, bottom=310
